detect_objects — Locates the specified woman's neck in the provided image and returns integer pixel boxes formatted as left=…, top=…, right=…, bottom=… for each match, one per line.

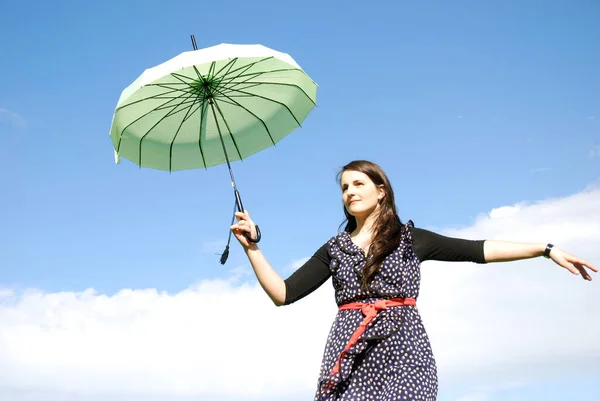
left=353, top=211, right=379, bottom=238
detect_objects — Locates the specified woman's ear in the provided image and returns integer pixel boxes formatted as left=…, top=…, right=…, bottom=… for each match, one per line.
left=378, top=185, right=385, bottom=202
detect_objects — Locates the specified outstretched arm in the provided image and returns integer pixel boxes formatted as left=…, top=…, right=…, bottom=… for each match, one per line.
left=231, top=211, right=286, bottom=306
left=483, top=240, right=546, bottom=262
left=231, top=210, right=332, bottom=306
left=410, top=227, right=597, bottom=281
left=484, top=240, right=598, bottom=281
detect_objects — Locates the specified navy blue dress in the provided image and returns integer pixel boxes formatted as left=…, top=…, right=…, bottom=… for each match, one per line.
left=283, top=221, right=486, bottom=401
left=316, top=221, right=436, bottom=400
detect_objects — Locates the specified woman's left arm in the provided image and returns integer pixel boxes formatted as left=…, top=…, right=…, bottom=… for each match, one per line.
left=484, top=240, right=598, bottom=281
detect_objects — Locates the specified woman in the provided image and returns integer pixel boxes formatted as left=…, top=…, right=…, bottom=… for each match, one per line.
left=230, top=160, right=596, bottom=401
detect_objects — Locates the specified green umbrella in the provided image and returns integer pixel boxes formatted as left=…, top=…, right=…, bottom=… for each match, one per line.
left=109, top=37, right=317, bottom=262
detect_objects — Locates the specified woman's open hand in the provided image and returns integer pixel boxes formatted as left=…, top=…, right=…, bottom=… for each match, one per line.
left=549, top=247, right=598, bottom=281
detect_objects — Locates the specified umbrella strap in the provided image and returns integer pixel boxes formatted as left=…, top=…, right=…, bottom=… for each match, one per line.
left=227, top=198, right=237, bottom=244
left=219, top=199, right=237, bottom=265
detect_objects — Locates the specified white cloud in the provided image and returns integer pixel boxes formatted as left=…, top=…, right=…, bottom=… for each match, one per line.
left=0, top=280, right=336, bottom=401
left=420, top=186, right=600, bottom=386
left=589, top=146, right=600, bottom=159
left=1, top=188, right=600, bottom=400
left=284, top=256, right=310, bottom=273
left=488, top=204, right=522, bottom=219
left=455, top=393, right=489, bottom=401
left=227, top=264, right=253, bottom=281
left=0, top=108, right=26, bottom=129
left=454, top=382, right=523, bottom=401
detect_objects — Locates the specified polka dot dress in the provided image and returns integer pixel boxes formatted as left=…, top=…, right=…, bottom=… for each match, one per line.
left=315, top=221, right=438, bottom=401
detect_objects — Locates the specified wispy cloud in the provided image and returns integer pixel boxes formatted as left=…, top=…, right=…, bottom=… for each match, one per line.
left=589, top=146, right=600, bottom=159
left=1, top=189, right=599, bottom=400
left=285, top=256, right=310, bottom=273
left=227, top=264, right=253, bottom=281
left=0, top=108, right=26, bottom=129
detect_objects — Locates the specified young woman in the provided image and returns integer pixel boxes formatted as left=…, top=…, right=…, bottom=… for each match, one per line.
left=230, top=160, right=596, bottom=401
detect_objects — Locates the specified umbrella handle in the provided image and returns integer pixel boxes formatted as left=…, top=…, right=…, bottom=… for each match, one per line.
left=245, top=224, right=261, bottom=243
left=235, top=189, right=261, bottom=243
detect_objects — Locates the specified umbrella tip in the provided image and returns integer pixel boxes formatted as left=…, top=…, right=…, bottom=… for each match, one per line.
left=219, top=245, right=230, bottom=264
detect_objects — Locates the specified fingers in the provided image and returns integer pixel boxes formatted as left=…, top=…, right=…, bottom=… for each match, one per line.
left=230, top=222, right=252, bottom=233
left=579, top=267, right=592, bottom=281
left=555, top=254, right=580, bottom=276
left=563, top=254, right=598, bottom=281
left=575, top=262, right=594, bottom=281
left=564, top=254, right=595, bottom=270
left=233, top=210, right=255, bottom=231
left=564, top=263, right=580, bottom=276
left=230, top=210, right=258, bottom=247
left=234, top=210, right=252, bottom=222
left=231, top=210, right=254, bottom=233
left=582, top=261, right=598, bottom=273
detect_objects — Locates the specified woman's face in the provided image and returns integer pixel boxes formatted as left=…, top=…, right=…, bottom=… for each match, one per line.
left=340, top=170, right=384, bottom=219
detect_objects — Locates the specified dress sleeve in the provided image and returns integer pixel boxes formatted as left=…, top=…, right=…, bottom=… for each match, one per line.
left=410, top=226, right=487, bottom=264
left=283, top=242, right=332, bottom=305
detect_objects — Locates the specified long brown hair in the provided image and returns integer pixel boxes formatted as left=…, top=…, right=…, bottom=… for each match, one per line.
left=337, top=160, right=404, bottom=291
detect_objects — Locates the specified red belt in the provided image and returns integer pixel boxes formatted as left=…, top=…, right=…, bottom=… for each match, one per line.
left=329, top=298, right=416, bottom=376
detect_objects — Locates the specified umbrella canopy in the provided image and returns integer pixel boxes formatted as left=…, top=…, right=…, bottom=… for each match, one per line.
left=109, top=42, right=317, bottom=171
left=109, top=40, right=317, bottom=260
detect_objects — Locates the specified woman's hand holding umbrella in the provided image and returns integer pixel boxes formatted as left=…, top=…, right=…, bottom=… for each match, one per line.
left=231, top=210, right=259, bottom=249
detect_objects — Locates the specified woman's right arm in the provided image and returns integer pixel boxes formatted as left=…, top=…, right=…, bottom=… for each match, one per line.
left=244, top=244, right=287, bottom=306
left=231, top=211, right=332, bottom=307
left=231, top=210, right=287, bottom=306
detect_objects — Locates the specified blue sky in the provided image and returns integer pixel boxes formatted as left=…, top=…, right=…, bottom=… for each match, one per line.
left=1, top=1, right=599, bottom=400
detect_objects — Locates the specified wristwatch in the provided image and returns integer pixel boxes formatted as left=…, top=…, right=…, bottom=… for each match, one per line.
left=543, top=243, right=554, bottom=259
